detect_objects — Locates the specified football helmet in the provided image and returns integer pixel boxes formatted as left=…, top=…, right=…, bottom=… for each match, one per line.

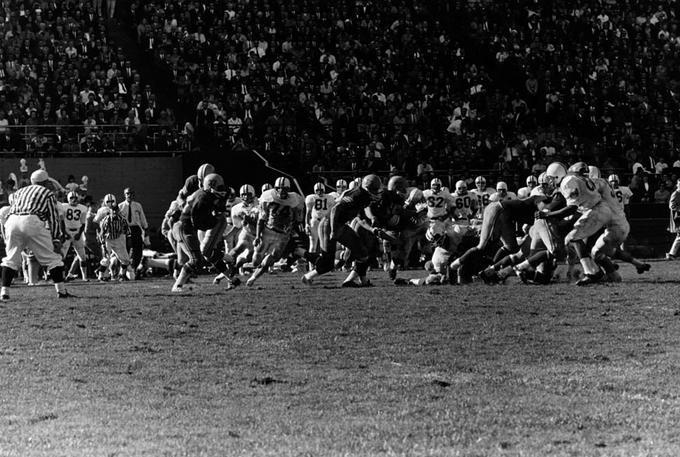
left=184, top=175, right=200, bottom=194
left=496, top=181, right=508, bottom=191
left=387, top=175, right=408, bottom=196
left=430, top=177, right=442, bottom=192
left=588, top=165, right=601, bottom=179
left=546, top=162, right=567, bottom=184
left=313, top=182, right=325, bottom=195
left=567, top=161, right=589, bottom=176
left=349, top=177, right=362, bottom=190
left=475, top=176, right=487, bottom=189
left=261, top=183, right=272, bottom=194
left=274, top=176, right=291, bottom=199
left=361, top=174, right=382, bottom=195
left=203, top=173, right=227, bottom=196
left=426, top=220, right=447, bottom=246
left=455, top=180, right=467, bottom=194
left=104, top=193, right=116, bottom=206
left=526, top=175, right=538, bottom=187
left=608, top=174, right=619, bottom=188
left=67, top=191, right=79, bottom=202
left=239, top=184, right=255, bottom=203
left=336, top=179, right=348, bottom=192
left=197, top=163, right=215, bottom=180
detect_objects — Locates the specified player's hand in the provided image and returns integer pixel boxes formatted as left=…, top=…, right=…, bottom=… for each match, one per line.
left=535, top=210, right=547, bottom=219
left=52, top=239, right=62, bottom=253
left=143, top=235, right=150, bottom=246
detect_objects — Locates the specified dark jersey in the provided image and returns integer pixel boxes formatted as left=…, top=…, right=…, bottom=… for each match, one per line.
left=180, top=189, right=225, bottom=231
left=500, top=195, right=548, bottom=227
left=330, top=186, right=373, bottom=230
left=369, top=190, right=405, bottom=229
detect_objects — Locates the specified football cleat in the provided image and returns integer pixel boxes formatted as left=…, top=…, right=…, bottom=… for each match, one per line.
left=479, top=267, right=500, bottom=284
left=666, top=253, right=678, bottom=260
left=171, top=285, right=183, bottom=293
left=0, top=294, right=9, bottom=301
left=246, top=277, right=256, bottom=287
left=341, top=280, right=361, bottom=288
left=301, top=276, right=313, bottom=286
left=575, top=271, right=604, bottom=286
left=212, top=275, right=223, bottom=285
left=636, top=263, right=651, bottom=274
left=605, top=270, right=622, bottom=283
left=393, top=278, right=409, bottom=286
left=57, top=291, right=76, bottom=298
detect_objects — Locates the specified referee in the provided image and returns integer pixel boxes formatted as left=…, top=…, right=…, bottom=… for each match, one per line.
left=0, top=169, right=73, bottom=300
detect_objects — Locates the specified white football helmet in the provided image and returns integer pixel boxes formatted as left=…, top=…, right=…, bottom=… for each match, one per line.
left=67, top=191, right=79, bottom=202
left=496, top=181, right=508, bottom=192
left=387, top=175, right=408, bottom=196
left=475, top=176, right=486, bottom=190
left=197, top=163, right=215, bottom=181
left=261, top=183, right=272, bottom=194
left=406, top=188, right=424, bottom=205
left=104, top=193, right=116, bottom=206
left=313, top=182, right=325, bottom=195
left=239, top=184, right=255, bottom=200
left=546, top=162, right=567, bottom=185
left=336, top=179, right=348, bottom=192
left=426, top=220, right=447, bottom=246
left=567, top=161, right=589, bottom=176
left=526, top=175, right=538, bottom=187
left=349, top=177, right=362, bottom=190
left=455, top=180, right=467, bottom=194
left=274, top=176, right=291, bottom=198
left=430, top=177, right=442, bottom=192
left=608, top=174, right=619, bottom=188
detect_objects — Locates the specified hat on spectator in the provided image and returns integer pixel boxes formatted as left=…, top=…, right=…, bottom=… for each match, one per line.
left=30, top=169, right=49, bottom=184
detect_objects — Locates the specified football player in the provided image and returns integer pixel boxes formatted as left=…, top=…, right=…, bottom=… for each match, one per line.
left=396, top=220, right=476, bottom=286
left=171, top=174, right=233, bottom=292
left=451, top=180, right=478, bottom=225
left=222, top=187, right=242, bottom=252
left=214, top=184, right=260, bottom=284
left=330, top=179, right=348, bottom=201
left=517, top=175, right=538, bottom=199
left=490, top=181, right=517, bottom=202
left=305, top=182, right=335, bottom=253
left=470, top=176, right=495, bottom=218
left=422, top=178, right=456, bottom=226
left=246, top=177, right=302, bottom=286
left=302, top=174, right=383, bottom=287
left=260, top=183, right=272, bottom=196
left=608, top=174, right=633, bottom=213
left=61, top=191, right=89, bottom=281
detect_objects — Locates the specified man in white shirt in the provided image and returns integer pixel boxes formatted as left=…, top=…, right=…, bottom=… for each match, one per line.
left=118, top=187, right=148, bottom=278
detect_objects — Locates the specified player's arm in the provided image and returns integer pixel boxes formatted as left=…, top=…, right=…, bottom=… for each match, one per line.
left=255, top=201, right=268, bottom=245
left=305, top=197, right=313, bottom=231
left=538, top=204, right=578, bottom=220
left=670, top=190, right=680, bottom=212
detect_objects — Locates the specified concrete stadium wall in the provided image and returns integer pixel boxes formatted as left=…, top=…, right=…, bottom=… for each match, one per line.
left=0, top=156, right=183, bottom=229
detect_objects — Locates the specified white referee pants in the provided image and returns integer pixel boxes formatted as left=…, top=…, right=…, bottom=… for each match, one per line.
left=104, top=235, right=131, bottom=265
left=1, top=214, right=63, bottom=271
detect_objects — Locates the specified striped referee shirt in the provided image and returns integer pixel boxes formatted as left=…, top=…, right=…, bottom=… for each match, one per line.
left=100, top=211, right=131, bottom=240
left=9, top=184, right=62, bottom=239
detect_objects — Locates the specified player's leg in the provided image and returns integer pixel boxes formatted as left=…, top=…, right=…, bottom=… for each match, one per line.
left=0, top=218, right=28, bottom=299
left=172, top=227, right=203, bottom=291
left=667, top=232, right=680, bottom=259
left=73, top=238, right=89, bottom=280
left=302, top=218, right=337, bottom=284
left=24, top=219, right=69, bottom=296
left=247, top=230, right=288, bottom=286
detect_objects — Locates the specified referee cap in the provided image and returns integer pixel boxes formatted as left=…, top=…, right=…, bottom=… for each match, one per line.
left=30, top=169, right=49, bottom=184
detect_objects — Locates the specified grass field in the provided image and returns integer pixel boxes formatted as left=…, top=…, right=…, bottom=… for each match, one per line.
left=2, top=261, right=680, bottom=457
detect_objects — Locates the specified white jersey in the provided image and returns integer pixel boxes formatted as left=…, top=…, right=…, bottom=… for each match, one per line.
left=611, top=186, right=633, bottom=209
left=422, top=188, right=455, bottom=219
left=560, top=175, right=602, bottom=211
left=259, top=189, right=300, bottom=232
left=224, top=197, right=242, bottom=225
left=231, top=199, right=260, bottom=232
left=593, top=178, right=626, bottom=217
left=60, top=202, right=87, bottom=231
left=489, top=191, right=517, bottom=202
left=470, top=187, right=495, bottom=216
left=451, top=191, right=477, bottom=222
left=305, top=193, right=335, bottom=220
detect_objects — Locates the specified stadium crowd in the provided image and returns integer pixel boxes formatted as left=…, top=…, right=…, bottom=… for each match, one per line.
left=122, top=0, right=678, bottom=198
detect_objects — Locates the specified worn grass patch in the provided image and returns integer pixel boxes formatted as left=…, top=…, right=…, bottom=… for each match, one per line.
left=1, top=262, right=680, bottom=456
